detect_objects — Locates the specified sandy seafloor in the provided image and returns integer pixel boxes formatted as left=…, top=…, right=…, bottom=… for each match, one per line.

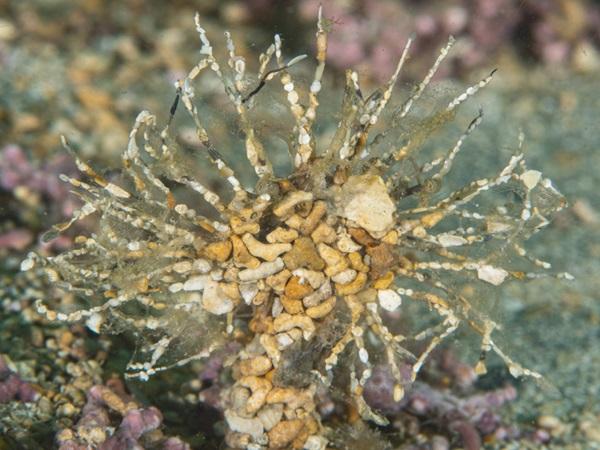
left=1, top=1, right=600, bottom=449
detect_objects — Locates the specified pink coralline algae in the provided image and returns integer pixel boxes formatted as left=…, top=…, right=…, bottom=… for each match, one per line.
left=0, top=144, right=80, bottom=250
left=294, top=0, right=600, bottom=81
left=56, top=378, right=190, bottom=450
left=363, top=362, right=518, bottom=450
left=0, top=229, right=34, bottom=251
left=0, top=144, right=77, bottom=213
left=0, top=355, right=39, bottom=404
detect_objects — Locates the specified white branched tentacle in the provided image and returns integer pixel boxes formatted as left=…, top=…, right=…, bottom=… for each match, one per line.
left=425, top=109, right=484, bottom=180
left=300, top=5, right=329, bottom=164
left=447, top=68, right=497, bottom=112
left=396, top=36, right=455, bottom=120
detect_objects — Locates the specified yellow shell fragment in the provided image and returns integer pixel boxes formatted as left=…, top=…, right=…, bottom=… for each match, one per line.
left=339, top=175, right=396, bottom=237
